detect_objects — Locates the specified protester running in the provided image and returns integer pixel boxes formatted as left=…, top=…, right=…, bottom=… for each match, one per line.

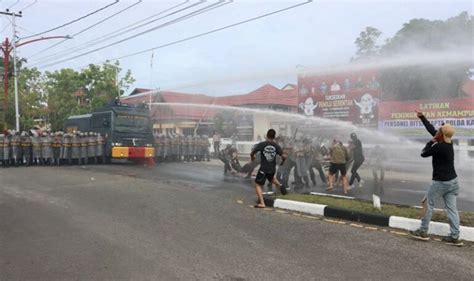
left=348, top=132, right=364, bottom=190
left=250, top=129, right=286, bottom=208
left=327, top=139, right=350, bottom=194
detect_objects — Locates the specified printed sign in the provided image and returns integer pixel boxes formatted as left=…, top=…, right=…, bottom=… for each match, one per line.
left=297, top=70, right=381, bottom=128
left=378, top=98, right=474, bottom=139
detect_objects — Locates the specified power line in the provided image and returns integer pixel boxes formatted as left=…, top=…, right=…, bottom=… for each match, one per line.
left=19, top=0, right=37, bottom=12
left=30, top=0, right=212, bottom=65
left=7, top=0, right=20, bottom=10
left=16, top=23, right=35, bottom=35
left=20, top=0, right=119, bottom=40
left=36, top=0, right=228, bottom=68
left=28, top=0, right=143, bottom=59
left=33, top=0, right=229, bottom=68
left=0, top=15, right=12, bottom=33
left=41, top=0, right=313, bottom=70
left=28, top=0, right=193, bottom=64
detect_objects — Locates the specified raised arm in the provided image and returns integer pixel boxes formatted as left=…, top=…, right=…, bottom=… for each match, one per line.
left=416, top=110, right=437, bottom=137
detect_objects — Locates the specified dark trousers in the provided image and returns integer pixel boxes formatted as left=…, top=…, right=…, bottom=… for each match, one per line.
left=349, top=157, right=364, bottom=185
left=213, top=142, right=220, bottom=157
left=309, top=160, right=327, bottom=186
left=280, top=159, right=295, bottom=188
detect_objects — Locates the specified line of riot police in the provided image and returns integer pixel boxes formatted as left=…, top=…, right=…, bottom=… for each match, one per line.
left=154, top=134, right=210, bottom=163
left=0, top=130, right=105, bottom=167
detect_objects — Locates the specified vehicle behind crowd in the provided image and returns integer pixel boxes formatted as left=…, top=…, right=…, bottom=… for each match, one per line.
left=65, top=99, right=155, bottom=163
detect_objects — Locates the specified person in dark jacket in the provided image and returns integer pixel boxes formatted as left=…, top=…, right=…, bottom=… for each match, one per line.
left=410, top=110, right=462, bottom=246
left=348, top=132, right=364, bottom=189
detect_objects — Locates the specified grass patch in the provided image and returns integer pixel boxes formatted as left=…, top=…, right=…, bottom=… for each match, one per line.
left=276, top=194, right=474, bottom=227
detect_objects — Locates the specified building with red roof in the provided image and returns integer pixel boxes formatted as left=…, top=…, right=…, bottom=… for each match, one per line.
left=122, top=83, right=298, bottom=139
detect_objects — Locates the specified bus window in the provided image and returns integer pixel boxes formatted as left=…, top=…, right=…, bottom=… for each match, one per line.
left=92, top=112, right=112, bottom=129
left=114, top=114, right=150, bottom=133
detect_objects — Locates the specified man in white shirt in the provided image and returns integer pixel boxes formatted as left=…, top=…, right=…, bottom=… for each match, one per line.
left=330, top=80, right=341, bottom=92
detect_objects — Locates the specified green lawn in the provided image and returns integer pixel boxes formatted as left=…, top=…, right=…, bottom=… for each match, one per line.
left=276, top=194, right=474, bottom=227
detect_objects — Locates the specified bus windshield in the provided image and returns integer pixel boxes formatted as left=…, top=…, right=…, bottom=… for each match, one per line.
left=114, top=114, right=150, bottom=133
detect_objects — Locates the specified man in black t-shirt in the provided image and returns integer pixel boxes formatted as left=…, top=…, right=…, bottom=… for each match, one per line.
left=250, top=129, right=286, bottom=208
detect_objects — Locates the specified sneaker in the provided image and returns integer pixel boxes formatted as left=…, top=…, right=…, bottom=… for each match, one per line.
left=410, top=229, right=430, bottom=241
left=348, top=184, right=356, bottom=190
left=441, top=236, right=463, bottom=246
left=359, top=179, right=365, bottom=187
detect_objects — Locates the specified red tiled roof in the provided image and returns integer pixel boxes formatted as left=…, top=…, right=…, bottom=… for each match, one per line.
left=130, top=88, right=152, bottom=96
left=73, top=89, right=84, bottom=97
left=216, top=84, right=298, bottom=107
left=160, top=91, right=217, bottom=120
left=124, top=84, right=298, bottom=121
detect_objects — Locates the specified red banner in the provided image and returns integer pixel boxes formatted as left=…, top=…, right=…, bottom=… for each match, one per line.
left=379, top=97, right=474, bottom=139
left=297, top=70, right=381, bottom=128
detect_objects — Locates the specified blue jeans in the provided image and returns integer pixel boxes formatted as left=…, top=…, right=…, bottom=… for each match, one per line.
left=421, top=178, right=460, bottom=238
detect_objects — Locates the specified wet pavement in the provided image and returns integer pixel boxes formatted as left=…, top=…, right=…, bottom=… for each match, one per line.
left=1, top=161, right=473, bottom=280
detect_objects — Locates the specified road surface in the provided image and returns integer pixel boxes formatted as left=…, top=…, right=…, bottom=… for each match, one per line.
left=1, top=161, right=473, bottom=280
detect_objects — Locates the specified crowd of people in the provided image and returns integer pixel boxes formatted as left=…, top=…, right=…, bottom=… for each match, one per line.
left=0, top=130, right=106, bottom=167
left=153, top=134, right=210, bottom=163
left=218, top=130, right=376, bottom=195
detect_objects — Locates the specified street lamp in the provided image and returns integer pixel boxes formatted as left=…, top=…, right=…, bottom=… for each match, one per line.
left=0, top=9, right=70, bottom=131
left=1, top=35, right=70, bottom=130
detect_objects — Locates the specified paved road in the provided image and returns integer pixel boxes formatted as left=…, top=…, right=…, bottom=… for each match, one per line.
left=1, top=162, right=473, bottom=280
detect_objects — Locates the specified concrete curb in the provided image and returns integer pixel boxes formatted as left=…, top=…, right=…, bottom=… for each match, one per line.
left=273, top=199, right=474, bottom=242
left=389, top=216, right=474, bottom=241
left=274, top=199, right=326, bottom=216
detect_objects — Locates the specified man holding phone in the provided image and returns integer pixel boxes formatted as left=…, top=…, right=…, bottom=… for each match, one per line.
left=410, top=110, right=463, bottom=246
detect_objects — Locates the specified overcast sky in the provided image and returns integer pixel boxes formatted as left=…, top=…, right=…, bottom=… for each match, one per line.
left=0, top=0, right=471, bottom=96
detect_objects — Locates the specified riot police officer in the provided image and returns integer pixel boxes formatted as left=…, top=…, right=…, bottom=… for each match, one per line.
left=61, top=132, right=72, bottom=165
left=52, top=132, right=62, bottom=166
left=31, top=131, right=42, bottom=165
left=163, top=134, right=171, bottom=162
left=80, top=132, right=88, bottom=165
left=11, top=131, right=21, bottom=167
left=41, top=132, right=53, bottom=165
left=185, top=135, right=192, bottom=162
left=71, top=132, right=81, bottom=165
left=20, top=131, right=32, bottom=166
left=96, top=133, right=105, bottom=164
left=87, top=132, right=97, bottom=164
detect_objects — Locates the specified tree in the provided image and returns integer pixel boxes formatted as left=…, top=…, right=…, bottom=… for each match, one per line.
left=44, top=61, right=135, bottom=131
left=80, top=61, right=135, bottom=110
left=353, top=11, right=473, bottom=100
left=45, top=68, right=84, bottom=131
left=382, top=11, right=473, bottom=54
left=18, top=67, right=46, bottom=130
left=353, top=27, right=382, bottom=61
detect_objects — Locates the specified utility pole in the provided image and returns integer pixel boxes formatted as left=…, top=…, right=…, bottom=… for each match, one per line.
left=0, top=10, right=21, bottom=130
left=0, top=9, right=70, bottom=130
left=12, top=13, right=20, bottom=132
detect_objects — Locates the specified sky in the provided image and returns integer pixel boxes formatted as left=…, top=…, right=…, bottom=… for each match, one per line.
left=0, top=0, right=472, bottom=96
